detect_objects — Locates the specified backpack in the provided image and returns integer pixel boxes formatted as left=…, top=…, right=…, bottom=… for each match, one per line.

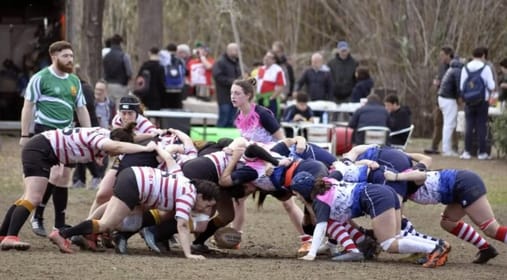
left=164, top=56, right=185, bottom=91
left=133, top=69, right=151, bottom=98
left=461, top=65, right=486, bottom=105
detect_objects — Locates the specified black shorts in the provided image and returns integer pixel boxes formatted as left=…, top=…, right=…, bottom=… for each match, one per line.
left=454, top=170, right=487, bottom=208
left=34, top=123, right=57, bottom=134
left=22, top=135, right=59, bottom=178
left=182, top=157, right=218, bottom=182
left=113, top=168, right=140, bottom=210
left=360, top=184, right=400, bottom=218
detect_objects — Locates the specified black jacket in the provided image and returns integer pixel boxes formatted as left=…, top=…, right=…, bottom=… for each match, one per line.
left=348, top=101, right=389, bottom=144
left=295, top=67, right=333, bottom=101
left=212, top=53, right=241, bottom=105
left=438, top=58, right=463, bottom=100
left=137, top=60, right=166, bottom=110
left=388, top=106, right=412, bottom=145
left=350, top=78, right=374, bottom=102
left=103, top=45, right=130, bottom=85
left=327, top=54, right=358, bottom=102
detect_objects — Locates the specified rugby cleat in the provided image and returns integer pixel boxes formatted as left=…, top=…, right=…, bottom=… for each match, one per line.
left=31, top=216, right=47, bottom=237
left=473, top=246, right=498, bottom=264
left=48, top=229, right=73, bottom=253
left=331, top=250, right=365, bottom=262
left=422, top=240, right=451, bottom=268
left=0, top=236, right=30, bottom=251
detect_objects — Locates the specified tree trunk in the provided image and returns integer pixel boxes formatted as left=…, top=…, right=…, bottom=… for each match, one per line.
left=80, top=0, right=105, bottom=85
left=136, top=0, right=163, bottom=71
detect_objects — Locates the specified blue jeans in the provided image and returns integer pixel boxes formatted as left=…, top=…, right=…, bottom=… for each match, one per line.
left=217, top=103, right=236, bottom=127
left=464, top=101, right=489, bottom=154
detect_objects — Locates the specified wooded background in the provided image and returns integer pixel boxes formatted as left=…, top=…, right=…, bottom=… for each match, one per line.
left=66, top=0, right=507, bottom=136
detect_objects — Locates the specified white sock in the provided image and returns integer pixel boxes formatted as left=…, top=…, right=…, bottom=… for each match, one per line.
left=396, top=235, right=435, bottom=254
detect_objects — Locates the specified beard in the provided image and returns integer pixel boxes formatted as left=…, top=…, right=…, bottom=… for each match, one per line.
left=56, top=59, right=73, bottom=73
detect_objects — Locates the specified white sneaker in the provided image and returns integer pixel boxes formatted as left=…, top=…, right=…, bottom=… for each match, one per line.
left=89, top=177, right=101, bottom=190
left=460, top=151, right=471, bottom=160
left=477, top=153, right=490, bottom=160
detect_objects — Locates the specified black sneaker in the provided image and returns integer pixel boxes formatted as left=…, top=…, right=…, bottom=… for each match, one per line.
left=112, top=232, right=129, bottom=255
left=473, top=246, right=499, bottom=264
left=30, top=217, right=47, bottom=237
left=423, top=148, right=440, bottom=155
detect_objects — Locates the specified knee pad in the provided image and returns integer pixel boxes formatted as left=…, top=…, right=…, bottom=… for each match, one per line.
left=380, top=237, right=396, bottom=251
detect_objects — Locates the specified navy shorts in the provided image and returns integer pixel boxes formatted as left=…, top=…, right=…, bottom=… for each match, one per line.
left=454, top=170, right=487, bottom=208
left=22, top=135, right=59, bottom=178
left=270, top=142, right=336, bottom=168
left=113, top=168, right=140, bottom=210
left=360, top=184, right=400, bottom=218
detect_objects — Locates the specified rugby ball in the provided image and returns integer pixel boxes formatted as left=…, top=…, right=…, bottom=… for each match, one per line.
left=214, top=227, right=242, bottom=249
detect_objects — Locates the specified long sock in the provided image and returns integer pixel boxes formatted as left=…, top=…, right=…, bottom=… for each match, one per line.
left=397, top=235, right=436, bottom=254
left=193, top=220, right=219, bottom=245
left=343, top=222, right=365, bottom=243
left=450, top=221, right=488, bottom=250
left=494, top=226, right=507, bottom=242
left=0, top=204, right=17, bottom=236
left=7, top=200, right=34, bottom=236
left=34, top=183, right=55, bottom=220
left=155, top=219, right=178, bottom=241
left=401, top=217, right=438, bottom=242
left=52, top=186, right=68, bottom=228
left=328, top=221, right=359, bottom=252
left=60, top=220, right=98, bottom=239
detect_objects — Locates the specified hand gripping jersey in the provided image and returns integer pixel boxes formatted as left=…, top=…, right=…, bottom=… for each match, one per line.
left=204, top=151, right=230, bottom=178
left=42, top=127, right=109, bottom=165
left=409, top=170, right=457, bottom=205
left=132, top=167, right=196, bottom=221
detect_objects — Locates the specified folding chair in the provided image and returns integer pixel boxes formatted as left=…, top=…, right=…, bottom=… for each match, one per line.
left=356, top=126, right=391, bottom=145
left=389, top=124, right=415, bottom=150
left=300, top=123, right=336, bottom=155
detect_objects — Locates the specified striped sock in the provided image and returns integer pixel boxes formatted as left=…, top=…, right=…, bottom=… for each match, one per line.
left=401, top=217, right=438, bottom=242
left=342, top=222, right=365, bottom=243
left=328, top=221, right=359, bottom=252
left=495, top=226, right=507, bottom=243
left=451, top=221, right=488, bottom=250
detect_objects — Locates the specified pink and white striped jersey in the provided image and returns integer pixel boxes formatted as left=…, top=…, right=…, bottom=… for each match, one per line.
left=204, top=151, right=230, bottom=178
left=131, top=166, right=196, bottom=221
left=42, top=127, right=110, bottom=165
left=112, top=113, right=156, bottom=134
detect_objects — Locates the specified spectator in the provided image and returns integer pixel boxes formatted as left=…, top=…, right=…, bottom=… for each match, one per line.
left=348, top=93, right=389, bottom=144
left=459, top=47, right=496, bottom=160
left=101, top=37, right=112, bottom=58
left=350, top=67, right=374, bottom=102
left=294, top=52, right=333, bottom=102
left=213, top=43, right=241, bottom=127
left=159, top=43, right=186, bottom=109
left=176, top=44, right=192, bottom=100
left=327, top=41, right=358, bottom=102
left=93, top=79, right=115, bottom=130
left=188, top=43, right=215, bottom=101
left=103, top=34, right=133, bottom=109
left=282, top=92, right=314, bottom=123
left=256, top=50, right=286, bottom=118
left=499, top=58, right=507, bottom=104
left=437, top=57, right=463, bottom=157
left=137, top=47, right=166, bottom=110
left=272, top=41, right=295, bottom=100
left=384, top=94, right=412, bottom=146
left=424, top=46, right=454, bottom=155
